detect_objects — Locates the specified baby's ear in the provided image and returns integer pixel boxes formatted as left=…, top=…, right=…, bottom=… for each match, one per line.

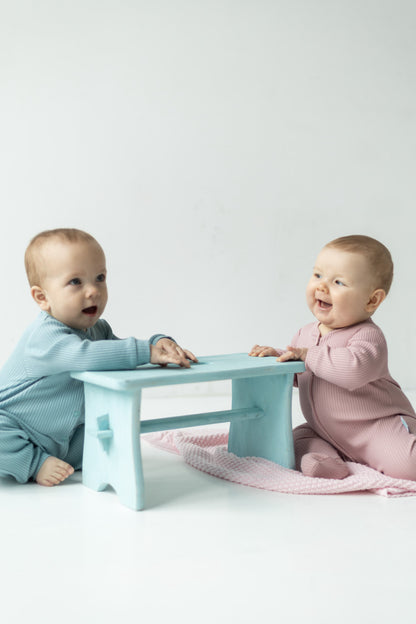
left=366, top=288, right=386, bottom=313
left=30, top=285, right=50, bottom=311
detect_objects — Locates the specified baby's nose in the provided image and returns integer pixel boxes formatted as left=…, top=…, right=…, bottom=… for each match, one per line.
left=86, top=284, right=99, bottom=298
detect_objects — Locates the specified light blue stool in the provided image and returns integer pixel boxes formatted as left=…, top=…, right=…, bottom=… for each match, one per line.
left=71, top=353, right=305, bottom=510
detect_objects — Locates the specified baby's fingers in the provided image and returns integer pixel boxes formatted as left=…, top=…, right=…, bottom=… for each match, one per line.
left=183, top=349, right=198, bottom=363
left=249, top=344, right=261, bottom=356
left=249, top=345, right=274, bottom=357
left=258, top=348, right=271, bottom=357
left=276, top=350, right=295, bottom=362
left=172, top=345, right=192, bottom=367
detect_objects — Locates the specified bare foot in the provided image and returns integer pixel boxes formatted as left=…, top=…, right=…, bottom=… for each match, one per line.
left=36, top=456, right=74, bottom=487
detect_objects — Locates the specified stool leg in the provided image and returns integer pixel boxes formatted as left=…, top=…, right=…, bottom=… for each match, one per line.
left=82, top=383, right=145, bottom=510
left=229, top=374, right=295, bottom=468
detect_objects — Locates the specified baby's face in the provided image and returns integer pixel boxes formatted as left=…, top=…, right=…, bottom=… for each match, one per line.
left=34, top=239, right=108, bottom=330
left=306, top=246, right=378, bottom=334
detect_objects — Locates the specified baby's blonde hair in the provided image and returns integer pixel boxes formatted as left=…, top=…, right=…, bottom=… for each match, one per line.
left=325, top=234, right=393, bottom=295
left=25, top=228, right=101, bottom=286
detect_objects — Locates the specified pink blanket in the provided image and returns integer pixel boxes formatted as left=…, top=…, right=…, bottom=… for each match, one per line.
left=143, top=427, right=416, bottom=497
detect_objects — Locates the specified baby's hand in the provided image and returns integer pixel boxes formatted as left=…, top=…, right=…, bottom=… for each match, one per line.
left=151, top=338, right=198, bottom=368
left=277, top=346, right=308, bottom=362
left=249, top=344, right=280, bottom=358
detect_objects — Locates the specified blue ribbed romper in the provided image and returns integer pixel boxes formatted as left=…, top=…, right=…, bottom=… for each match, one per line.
left=0, top=311, right=166, bottom=483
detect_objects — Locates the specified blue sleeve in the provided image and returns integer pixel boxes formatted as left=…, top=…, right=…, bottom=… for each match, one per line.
left=23, top=317, right=151, bottom=377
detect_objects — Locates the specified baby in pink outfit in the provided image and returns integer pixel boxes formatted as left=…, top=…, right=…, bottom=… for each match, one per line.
left=250, top=235, right=416, bottom=480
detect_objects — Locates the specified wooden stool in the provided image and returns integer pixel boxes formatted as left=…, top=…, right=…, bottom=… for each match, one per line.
left=71, top=353, right=304, bottom=510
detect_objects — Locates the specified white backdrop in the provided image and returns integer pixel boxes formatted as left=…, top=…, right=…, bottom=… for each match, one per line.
left=1, top=0, right=415, bottom=388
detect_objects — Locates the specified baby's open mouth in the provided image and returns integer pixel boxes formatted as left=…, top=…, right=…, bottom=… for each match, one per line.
left=317, top=299, right=332, bottom=310
left=82, top=306, right=98, bottom=316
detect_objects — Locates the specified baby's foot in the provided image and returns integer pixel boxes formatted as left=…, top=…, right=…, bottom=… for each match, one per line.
left=36, top=456, right=74, bottom=487
left=301, top=452, right=350, bottom=480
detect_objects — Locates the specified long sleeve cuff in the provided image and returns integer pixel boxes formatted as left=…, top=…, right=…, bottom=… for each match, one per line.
left=135, top=339, right=151, bottom=366
left=149, top=334, right=175, bottom=345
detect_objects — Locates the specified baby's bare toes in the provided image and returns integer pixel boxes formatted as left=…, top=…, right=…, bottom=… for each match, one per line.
left=36, top=457, right=74, bottom=487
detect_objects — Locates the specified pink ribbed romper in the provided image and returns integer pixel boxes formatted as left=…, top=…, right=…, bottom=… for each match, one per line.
left=291, top=319, right=416, bottom=480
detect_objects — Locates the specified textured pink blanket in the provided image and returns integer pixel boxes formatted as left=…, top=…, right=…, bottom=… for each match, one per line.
left=143, top=427, right=416, bottom=497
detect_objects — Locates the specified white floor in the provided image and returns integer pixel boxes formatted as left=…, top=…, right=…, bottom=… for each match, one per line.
left=1, top=389, right=416, bottom=624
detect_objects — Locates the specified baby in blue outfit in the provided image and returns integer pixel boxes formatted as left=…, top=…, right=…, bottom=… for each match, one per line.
left=0, top=228, right=196, bottom=487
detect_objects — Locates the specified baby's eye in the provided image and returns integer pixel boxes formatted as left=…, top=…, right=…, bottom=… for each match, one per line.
left=96, top=273, right=106, bottom=283
left=314, top=272, right=322, bottom=279
left=69, top=278, right=81, bottom=286
left=335, top=279, right=345, bottom=286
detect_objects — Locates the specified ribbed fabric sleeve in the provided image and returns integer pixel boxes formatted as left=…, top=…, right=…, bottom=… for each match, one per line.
left=305, top=329, right=387, bottom=391
left=23, top=326, right=149, bottom=377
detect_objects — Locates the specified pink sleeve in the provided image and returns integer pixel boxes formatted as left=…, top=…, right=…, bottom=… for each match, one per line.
left=305, top=332, right=388, bottom=391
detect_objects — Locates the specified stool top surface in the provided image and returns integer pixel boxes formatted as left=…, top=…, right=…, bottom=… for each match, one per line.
left=70, top=353, right=305, bottom=391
